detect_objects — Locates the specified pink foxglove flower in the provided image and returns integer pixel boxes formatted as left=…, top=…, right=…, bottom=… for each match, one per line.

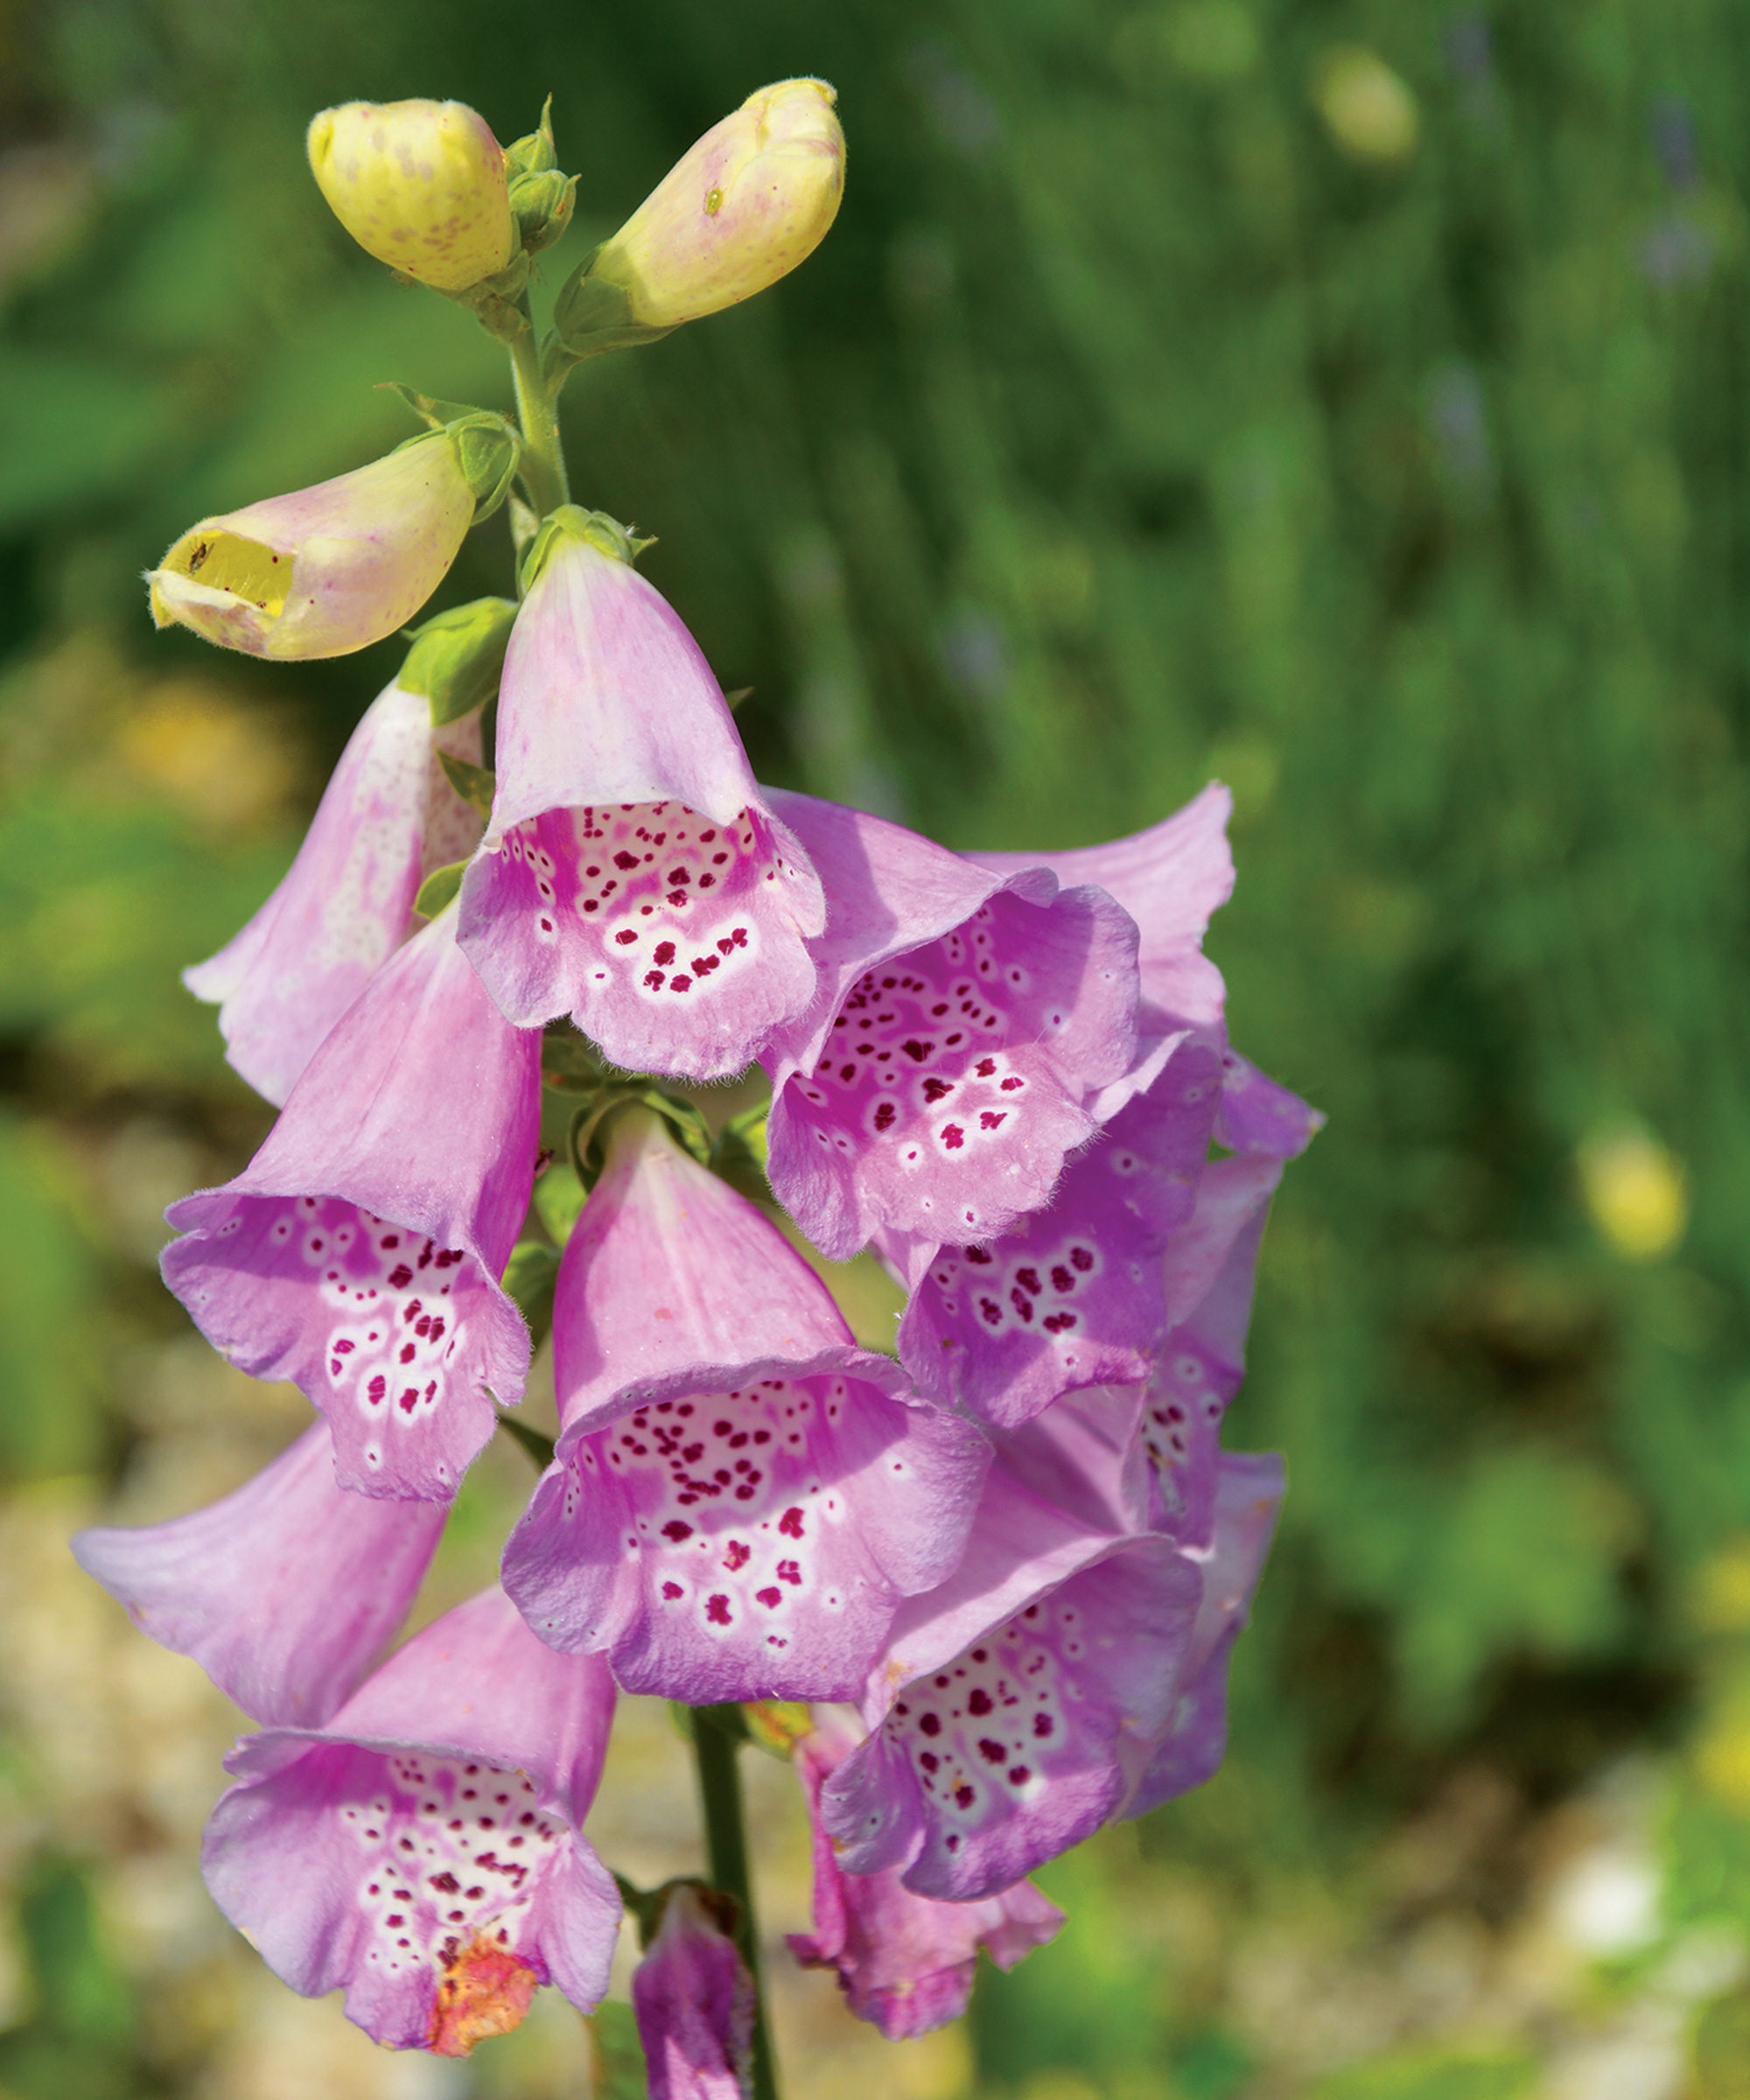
left=891, top=1031, right=1226, bottom=1427
left=458, top=513, right=825, bottom=1081
left=202, top=1588, right=620, bottom=2056
left=760, top=791, right=1140, bottom=1262
left=632, top=1884, right=755, bottom=2100
left=186, top=681, right=484, bottom=1106
left=1144, top=1154, right=1282, bottom=1548
left=789, top=1707, right=1062, bottom=2037
left=73, top=1423, right=444, bottom=1725
left=822, top=1396, right=1200, bottom=1900
left=500, top=1108, right=989, bottom=1703
left=1125, top=1451, right=1284, bottom=1817
left=162, top=909, right=540, bottom=1501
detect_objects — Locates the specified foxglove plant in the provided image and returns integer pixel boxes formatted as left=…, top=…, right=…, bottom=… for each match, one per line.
left=88, top=76, right=1315, bottom=2098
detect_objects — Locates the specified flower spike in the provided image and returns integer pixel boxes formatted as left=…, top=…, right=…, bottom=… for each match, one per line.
left=202, top=1588, right=620, bottom=2054
left=162, top=908, right=541, bottom=1501
left=458, top=512, right=825, bottom=1082
left=501, top=1107, right=989, bottom=1703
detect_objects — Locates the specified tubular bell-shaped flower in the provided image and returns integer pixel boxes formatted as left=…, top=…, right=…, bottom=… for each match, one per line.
left=789, top=1707, right=1062, bottom=2038
left=632, top=1884, right=755, bottom=2100
left=458, top=511, right=825, bottom=1081
left=186, top=679, right=488, bottom=1107
left=1144, top=1153, right=1281, bottom=1548
left=73, top=1423, right=445, bottom=1726
left=500, top=1108, right=989, bottom=1703
left=760, top=790, right=1141, bottom=1263
left=1124, top=1451, right=1284, bottom=1818
left=147, top=423, right=513, bottom=660
left=823, top=1395, right=1201, bottom=1901
left=161, top=908, right=541, bottom=1501
left=202, top=1588, right=620, bottom=2056
left=890, top=1029, right=1226, bottom=1427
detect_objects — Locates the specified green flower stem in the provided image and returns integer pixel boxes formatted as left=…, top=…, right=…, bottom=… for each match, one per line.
left=690, top=1704, right=780, bottom=2100
left=508, top=294, right=570, bottom=520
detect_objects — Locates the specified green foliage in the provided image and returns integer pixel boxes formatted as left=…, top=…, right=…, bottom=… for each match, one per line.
left=1309, top=2048, right=1536, bottom=2100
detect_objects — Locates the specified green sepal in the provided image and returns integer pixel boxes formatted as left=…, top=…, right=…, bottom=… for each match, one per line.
left=519, top=503, right=654, bottom=596
left=541, top=1025, right=605, bottom=1092
left=448, top=414, right=522, bottom=519
left=566, top=1082, right=712, bottom=1192
left=612, top=1875, right=737, bottom=1953
left=437, top=748, right=497, bottom=821
left=380, top=383, right=493, bottom=431
left=741, top=1700, right=814, bottom=1759
left=724, top=686, right=754, bottom=712
left=709, top=1102, right=773, bottom=1207
left=399, top=597, right=517, bottom=725
left=412, top=859, right=467, bottom=919
left=495, top=1404, right=556, bottom=1472
left=504, top=97, right=559, bottom=178
left=510, top=168, right=578, bottom=255
left=450, top=249, right=536, bottom=345
left=549, top=248, right=676, bottom=368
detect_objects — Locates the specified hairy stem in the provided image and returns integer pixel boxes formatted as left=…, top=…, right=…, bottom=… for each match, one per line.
left=690, top=1704, right=780, bottom=2100
left=508, top=294, right=570, bottom=520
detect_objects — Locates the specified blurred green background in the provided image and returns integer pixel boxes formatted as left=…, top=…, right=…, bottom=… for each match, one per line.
left=4, top=0, right=1750, bottom=2095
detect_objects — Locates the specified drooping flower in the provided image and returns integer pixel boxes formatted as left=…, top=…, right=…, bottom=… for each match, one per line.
left=458, top=511, right=826, bottom=1082
left=1143, top=1153, right=1283, bottom=1548
left=632, top=1884, right=755, bottom=2100
left=760, top=790, right=1141, bottom=1263
left=307, top=100, right=517, bottom=292
left=822, top=1394, right=1201, bottom=1901
left=147, top=424, right=513, bottom=660
left=890, top=1030, right=1225, bottom=1427
left=789, top=1707, right=1062, bottom=2038
left=161, top=907, right=541, bottom=1501
left=72, top=1423, right=444, bottom=1726
left=202, top=1587, right=620, bottom=2055
left=564, top=80, right=844, bottom=336
left=185, top=679, right=486, bottom=1106
left=1124, top=1451, right=1284, bottom=1818
left=500, top=1106, right=989, bottom=1703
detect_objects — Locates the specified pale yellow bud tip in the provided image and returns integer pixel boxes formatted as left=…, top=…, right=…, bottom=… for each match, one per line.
left=1312, top=46, right=1419, bottom=166
left=307, top=98, right=516, bottom=292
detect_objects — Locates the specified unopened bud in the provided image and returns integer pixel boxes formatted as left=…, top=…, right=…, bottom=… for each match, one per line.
left=399, top=595, right=519, bottom=725
left=147, top=430, right=488, bottom=659
left=307, top=99, right=516, bottom=291
left=556, top=79, right=844, bottom=350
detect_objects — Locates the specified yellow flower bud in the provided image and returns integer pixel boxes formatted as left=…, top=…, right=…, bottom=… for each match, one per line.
left=146, top=433, right=482, bottom=660
left=1577, top=1126, right=1689, bottom=1262
left=586, top=79, right=844, bottom=329
left=307, top=99, right=516, bottom=292
left=1312, top=47, right=1419, bottom=167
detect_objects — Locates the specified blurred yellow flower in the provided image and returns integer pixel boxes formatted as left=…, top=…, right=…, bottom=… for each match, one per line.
left=1312, top=47, right=1419, bottom=166
left=1578, top=1127, right=1689, bottom=1262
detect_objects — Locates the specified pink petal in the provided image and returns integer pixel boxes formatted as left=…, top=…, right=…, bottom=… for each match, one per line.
left=162, top=912, right=541, bottom=1501
left=72, top=1423, right=444, bottom=1724
left=1214, top=1046, right=1324, bottom=1159
left=202, top=1589, right=620, bottom=2050
left=186, top=682, right=481, bottom=1107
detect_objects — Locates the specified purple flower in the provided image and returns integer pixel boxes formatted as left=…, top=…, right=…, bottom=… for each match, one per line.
left=633, top=1884, right=754, bottom=2100
left=890, top=1030, right=1226, bottom=1427
left=161, top=909, right=541, bottom=1502
left=72, top=1423, right=444, bottom=1725
left=822, top=1396, right=1201, bottom=1900
left=1124, top=1451, right=1284, bottom=1818
left=458, top=514, right=825, bottom=1081
left=202, top=1587, right=620, bottom=2056
left=760, top=790, right=1141, bottom=1262
left=500, top=1106, right=990, bottom=1703
left=1144, top=1154, right=1282, bottom=1548
left=186, top=680, right=484, bottom=1107
left=789, top=1707, right=1062, bottom=2037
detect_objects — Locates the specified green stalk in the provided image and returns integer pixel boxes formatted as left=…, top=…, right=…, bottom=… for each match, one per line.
left=507, top=292, right=570, bottom=519
left=690, top=1704, right=780, bottom=2100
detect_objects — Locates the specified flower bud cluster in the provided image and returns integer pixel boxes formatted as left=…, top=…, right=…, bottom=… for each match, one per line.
left=86, top=78, right=1316, bottom=2078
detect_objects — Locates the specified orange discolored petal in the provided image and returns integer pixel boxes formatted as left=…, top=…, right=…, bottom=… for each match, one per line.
left=426, top=1934, right=539, bottom=2058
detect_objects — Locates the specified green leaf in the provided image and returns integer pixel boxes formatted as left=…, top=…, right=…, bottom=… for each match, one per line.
left=436, top=750, right=496, bottom=821
left=412, top=860, right=467, bottom=920
left=586, top=2001, right=648, bottom=2100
